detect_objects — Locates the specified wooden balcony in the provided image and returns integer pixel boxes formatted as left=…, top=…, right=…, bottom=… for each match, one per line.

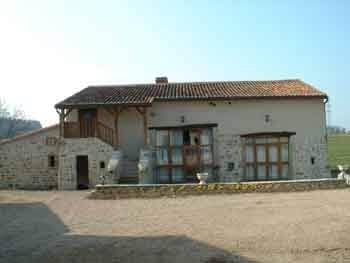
left=64, top=122, right=80, bottom=138
left=97, top=122, right=115, bottom=146
left=58, top=106, right=149, bottom=150
left=63, top=121, right=115, bottom=147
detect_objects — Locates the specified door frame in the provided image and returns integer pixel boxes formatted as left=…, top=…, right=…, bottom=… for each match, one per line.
left=76, top=155, right=89, bottom=189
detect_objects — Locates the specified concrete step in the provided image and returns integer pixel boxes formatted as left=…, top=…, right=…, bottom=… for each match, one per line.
left=120, top=159, right=139, bottom=184
left=119, top=176, right=138, bottom=184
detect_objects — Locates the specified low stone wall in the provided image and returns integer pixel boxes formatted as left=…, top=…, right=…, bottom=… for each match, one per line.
left=89, top=178, right=348, bottom=199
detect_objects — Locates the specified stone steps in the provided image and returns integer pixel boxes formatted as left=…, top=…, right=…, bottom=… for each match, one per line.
left=119, top=160, right=138, bottom=184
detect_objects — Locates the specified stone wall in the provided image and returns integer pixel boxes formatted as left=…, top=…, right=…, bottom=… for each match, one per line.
left=148, top=99, right=329, bottom=183
left=216, top=134, right=243, bottom=182
left=215, top=134, right=330, bottom=182
left=89, top=179, right=348, bottom=199
left=0, top=126, right=59, bottom=189
left=291, top=136, right=330, bottom=179
left=58, top=138, right=114, bottom=190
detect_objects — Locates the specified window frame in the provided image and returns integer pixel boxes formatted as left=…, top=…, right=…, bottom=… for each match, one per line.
left=244, top=135, right=290, bottom=181
left=154, top=127, right=214, bottom=183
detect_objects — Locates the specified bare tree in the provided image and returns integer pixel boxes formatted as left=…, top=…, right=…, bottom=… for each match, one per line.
left=5, top=108, right=26, bottom=138
left=0, top=98, right=40, bottom=139
left=0, top=98, right=10, bottom=118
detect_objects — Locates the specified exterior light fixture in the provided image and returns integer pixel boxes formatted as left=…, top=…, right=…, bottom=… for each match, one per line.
left=180, top=115, right=185, bottom=123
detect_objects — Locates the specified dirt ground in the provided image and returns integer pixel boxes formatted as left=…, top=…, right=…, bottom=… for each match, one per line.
left=1, top=189, right=350, bottom=263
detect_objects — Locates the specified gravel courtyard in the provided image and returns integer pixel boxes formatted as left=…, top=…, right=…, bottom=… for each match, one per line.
left=1, top=189, right=350, bottom=263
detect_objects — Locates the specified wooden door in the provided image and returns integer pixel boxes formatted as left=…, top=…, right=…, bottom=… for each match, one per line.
left=76, top=155, right=89, bottom=189
left=79, top=109, right=96, bottom=137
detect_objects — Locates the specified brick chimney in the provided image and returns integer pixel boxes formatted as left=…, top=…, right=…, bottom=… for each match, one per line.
left=155, top=76, right=168, bottom=84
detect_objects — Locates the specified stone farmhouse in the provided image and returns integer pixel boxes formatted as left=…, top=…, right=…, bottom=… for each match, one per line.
left=0, top=77, right=330, bottom=190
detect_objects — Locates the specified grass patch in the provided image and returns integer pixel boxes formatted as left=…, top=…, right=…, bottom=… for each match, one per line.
left=328, top=135, right=350, bottom=169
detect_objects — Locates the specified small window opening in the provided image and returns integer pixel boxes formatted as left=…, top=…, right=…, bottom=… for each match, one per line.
left=311, top=157, right=315, bottom=165
left=48, top=155, right=56, bottom=168
left=227, top=162, right=235, bottom=171
left=100, top=161, right=105, bottom=169
left=180, top=115, right=185, bottom=123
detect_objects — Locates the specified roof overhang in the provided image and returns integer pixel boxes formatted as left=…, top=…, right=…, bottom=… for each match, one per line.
left=55, top=102, right=152, bottom=109
left=148, top=123, right=218, bottom=130
left=240, top=131, right=296, bottom=137
left=55, top=95, right=327, bottom=109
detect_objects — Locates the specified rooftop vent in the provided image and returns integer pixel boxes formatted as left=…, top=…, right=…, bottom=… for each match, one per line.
left=155, top=76, right=168, bottom=84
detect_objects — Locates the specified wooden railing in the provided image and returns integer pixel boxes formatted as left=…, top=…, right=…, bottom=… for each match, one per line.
left=63, top=121, right=115, bottom=147
left=97, top=121, right=115, bottom=146
left=64, top=122, right=80, bottom=138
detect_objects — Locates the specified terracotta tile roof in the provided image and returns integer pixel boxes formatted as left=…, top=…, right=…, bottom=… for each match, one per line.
left=55, top=79, right=327, bottom=108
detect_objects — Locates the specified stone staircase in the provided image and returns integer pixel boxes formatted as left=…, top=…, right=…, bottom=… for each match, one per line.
left=119, top=159, right=139, bottom=184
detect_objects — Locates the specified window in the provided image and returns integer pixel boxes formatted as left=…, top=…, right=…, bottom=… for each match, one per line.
left=48, top=155, right=57, bottom=168
left=155, top=130, right=185, bottom=183
left=154, top=127, right=214, bottom=183
left=244, top=135, right=290, bottom=181
left=172, top=167, right=185, bottom=183
left=170, top=130, right=183, bottom=165
left=200, top=128, right=213, bottom=165
left=156, top=130, right=169, bottom=165
left=46, top=137, right=58, bottom=146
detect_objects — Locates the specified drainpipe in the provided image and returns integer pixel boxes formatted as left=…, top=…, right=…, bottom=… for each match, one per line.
left=323, top=96, right=331, bottom=176
left=323, top=97, right=329, bottom=142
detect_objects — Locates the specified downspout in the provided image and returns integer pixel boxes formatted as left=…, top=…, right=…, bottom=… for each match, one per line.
left=323, top=96, right=329, bottom=142
left=323, top=96, right=330, bottom=176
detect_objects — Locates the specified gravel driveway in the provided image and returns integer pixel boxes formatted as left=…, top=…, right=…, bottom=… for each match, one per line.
left=1, top=189, right=350, bottom=263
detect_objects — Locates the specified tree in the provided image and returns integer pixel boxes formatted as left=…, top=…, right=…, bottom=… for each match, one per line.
left=0, top=98, right=10, bottom=118
left=327, top=125, right=348, bottom=135
left=0, top=98, right=41, bottom=139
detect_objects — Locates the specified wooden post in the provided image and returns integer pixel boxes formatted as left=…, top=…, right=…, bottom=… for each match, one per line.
left=143, top=108, right=148, bottom=146
left=56, top=109, right=65, bottom=137
left=56, top=108, right=72, bottom=138
left=136, top=107, right=148, bottom=146
left=113, top=107, right=120, bottom=149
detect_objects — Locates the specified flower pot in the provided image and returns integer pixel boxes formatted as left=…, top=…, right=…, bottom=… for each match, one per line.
left=197, top=172, right=209, bottom=184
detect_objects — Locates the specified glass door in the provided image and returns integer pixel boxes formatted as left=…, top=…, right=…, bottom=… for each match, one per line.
left=154, top=127, right=214, bottom=184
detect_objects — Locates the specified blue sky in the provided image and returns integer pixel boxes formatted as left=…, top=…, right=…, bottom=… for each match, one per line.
left=0, top=0, right=349, bottom=128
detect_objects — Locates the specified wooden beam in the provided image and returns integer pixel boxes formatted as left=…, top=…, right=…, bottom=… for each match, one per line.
left=104, top=107, right=115, bottom=117
left=63, top=109, right=72, bottom=118
left=113, top=107, right=120, bottom=149
left=136, top=107, right=148, bottom=146
left=135, top=106, right=146, bottom=115
left=56, top=108, right=65, bottom=137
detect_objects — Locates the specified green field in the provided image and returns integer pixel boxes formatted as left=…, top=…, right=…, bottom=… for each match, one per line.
left=328, top=135, right=350, bottom=169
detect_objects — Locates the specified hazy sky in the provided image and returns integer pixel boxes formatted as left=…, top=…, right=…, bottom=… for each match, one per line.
left=0, top=1, right=349, bottom=128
